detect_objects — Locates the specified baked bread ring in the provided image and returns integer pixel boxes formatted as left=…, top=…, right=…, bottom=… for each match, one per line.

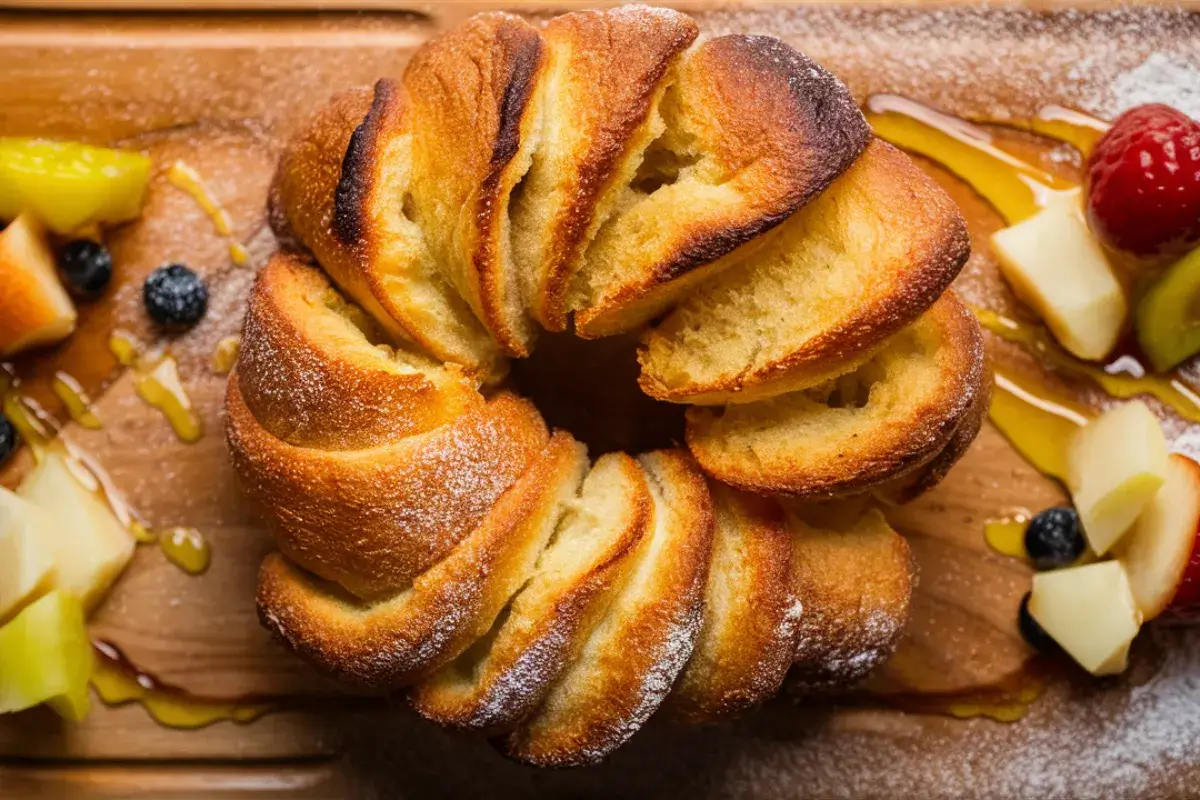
left=230, top=5, right=987, bottom=766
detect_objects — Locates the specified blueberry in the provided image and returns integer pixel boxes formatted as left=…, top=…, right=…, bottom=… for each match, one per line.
left=1018, top=592, right=1058, bottom=653
left=58, top=239, right=113, bottom=298
left=143, top=264, right=208, bottom=329
left=1024, top=506, right=1086, bottom=571
left=0, top=415, right=16, bottom=465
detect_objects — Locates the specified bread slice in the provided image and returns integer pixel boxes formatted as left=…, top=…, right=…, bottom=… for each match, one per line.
left=686, top=291, right=984, bottom=497
left=402, top=13, right=545, bottom=357
left=506, top=450, right=714, bottom=767
left=511, top=6, right=698, bottom=331
left=409, top=451, right=652, bottom=733
left=571, top=34, right=870, bottom=338
left=271, top=81, right=504, bottom=382
left=226, top=381, right=548, bottom=599
left=639, top=140, right=970, bottom=405
left=256, top=432, right=587, bottom=690
left=237, top=252, right=481, bottom=451
left=668, top=483, right=800, bottom=723
left=785, top=504, right=913, bottom=693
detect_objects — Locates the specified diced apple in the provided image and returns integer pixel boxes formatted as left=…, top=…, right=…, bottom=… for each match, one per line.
left=1029, top=560, right=1142, bottom=676
left=0, top=488, right=56, bottom=624
left=1115, top=454, right=1200, bottom=620
left=0, top=590, right=93, bottom=721
left=0, top=138, right=151, bottom=234
left=18, top=453, right=134, bottom=613
left=1067, top=401, right=1168, bottom=555
left=990, top=188, right=1127, bottom=360
left=0, top=213, right=76, bottom=357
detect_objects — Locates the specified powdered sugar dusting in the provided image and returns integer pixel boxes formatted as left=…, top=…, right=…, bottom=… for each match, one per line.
left=1109, top=52, right=1200, bottom=120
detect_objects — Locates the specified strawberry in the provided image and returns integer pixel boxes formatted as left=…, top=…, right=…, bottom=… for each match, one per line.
left=1085, top=103, right=1200, bottom=257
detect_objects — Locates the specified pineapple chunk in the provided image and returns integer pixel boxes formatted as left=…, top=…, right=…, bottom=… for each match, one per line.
left=0, top=590, right=93, bottom=721
left=1067, top=401, right=1168, bottom=555
left=0, top=488, right=56, bottom=624
left=0, top=138, right=151, bottom=234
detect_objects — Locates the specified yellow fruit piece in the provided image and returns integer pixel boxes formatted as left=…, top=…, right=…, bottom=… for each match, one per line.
left=0, top=590, right=93, bottom=721
left=0, top=138, right=151, bottom=234
left=0, top=487, right=57, bottom=624
left=1136, top=246, right=1200, bottom=372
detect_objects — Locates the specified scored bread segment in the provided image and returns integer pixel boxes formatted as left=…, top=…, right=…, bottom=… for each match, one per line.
left=255, top=432, right=587, bottom=690
left=668, top=483, right=800, bottom=724
left=403, top=13, right=546, bottom=357
left=227, top=382, right=548, bottom=600
left=236, top=253, right=482, bottom=451
left=512, top=6, right=699, bottom=332
left=409, top=451, right=652, bottom=733
left=570, top=33, right=871, bottom=338
left=639, top=140, right=970, bottom=406
left=686, top=292, right=984, bottom=498
left=505, top=450, right=715, bottom=767
left=271, top=81, right=505, bottom=383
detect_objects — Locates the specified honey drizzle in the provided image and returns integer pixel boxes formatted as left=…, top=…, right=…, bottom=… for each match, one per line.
left=109, top=331, right=203, bottom=443
left=165, top=161, right=249, bottom=267
left=51, top=371, right=101, bottom=430
left=1008, top=105, right=1110, bottom=158
left=91, top=640, right=270, bottom=729
left=156, top=527, right=211, bottom=575
left=864, top=664, right=1047, bottom=723
left=989, top=371, right=1088, bottom=482
left=211, top=335, right=241, bottom=375
left=984, top=515, right=1031, bottom=560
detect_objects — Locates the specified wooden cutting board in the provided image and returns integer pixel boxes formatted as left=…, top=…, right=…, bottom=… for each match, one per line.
left=1, top=4, right=1198, bottom=798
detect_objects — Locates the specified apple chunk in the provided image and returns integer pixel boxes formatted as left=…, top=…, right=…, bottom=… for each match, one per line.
left=1067, top=401, right=1168, bottom=555
left=1029, top=560, right=1142, bottom=676
left=0, top=488, right=56, bottom=624
left=18, top=453, right=134, bottom=612
left=0, top=213, right=76, bottom=357
left=0, top=590, right=93, bottom=721
left=991, top=188, right=1126, bottom=360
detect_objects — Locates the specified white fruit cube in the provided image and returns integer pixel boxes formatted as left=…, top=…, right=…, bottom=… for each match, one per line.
left=1068, top=401, right=1168, bottom=555
left=0, top=488, right=56, bottom=623
left=18, top=453, right=134, bottom=612
left=1029, top=560, right=1142, bottom=676
left=991, top=188, right=1126, bottom=360
left=0, top=589, right=93, bottom=721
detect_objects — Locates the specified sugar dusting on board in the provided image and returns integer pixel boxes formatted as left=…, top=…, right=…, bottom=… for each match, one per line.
left=1109, top=53, right=1200, bottom=120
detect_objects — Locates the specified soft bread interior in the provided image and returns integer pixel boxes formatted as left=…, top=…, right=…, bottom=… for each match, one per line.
left=256, top=432, right=586, bottom=689
left=686, top=292, right=983, bottom=497
left=669, top=483, right=799, bottom=723
left=506, top=450, right=713, bottom=767
left=784, top=504, right=913, bottom=693
left=272, top=81, right=504, bottom=382
left=410, top=451, right=652, bottom=733
left=639, top=140, right=969, bottom=405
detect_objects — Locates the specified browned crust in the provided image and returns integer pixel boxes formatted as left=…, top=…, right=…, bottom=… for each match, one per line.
left=530, top=6, right=699, bottom=331
left=227, top=378, right=547, bottom=599
left=668, top=484, right=799, bottom=724
left=333, top=78, right=396, bottom=246
left=786, top=506, right=914, bottom=694
left=403, top=12, right=544, bottom=357
left=639, top=140, right=971, bottom=405
left=573, top=34, right=870, bottom=338
left=256, top=432, right=584, bottom=690
left=410, top=452, right=652, bottom=734
left=686, top=291, right=985, bottom=498
left=506, top=450, right=715, bottom=767
left=236, top=252, right=481, bottom=451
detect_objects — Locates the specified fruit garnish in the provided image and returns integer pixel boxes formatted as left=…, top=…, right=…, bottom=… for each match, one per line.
left=990, top=188, right=1126, bottom=360
left=1135, top=245, right=1200, bottom=372
left=1085, top=103, right=1200, bottom=257
left=1115, top=453, right=1200, bottom=620
left=1067, top=401, right=1167, bottom=555
left=0, top=590, right=93, bottom=721
left=1028, top=560, right=1142, bottom=676
left=0, top=488, right=55, bottom=623
left=0, top=213, right=76, bottom=357
left=1024, top=507, right=1086, bottom=571
left=0, top=416, right=15, bottom=465
left=59, top=239, right=114, bottom=299
left=0, top=139, right=151, bottom=235
left=143, top=263, right=208, bottom=330
left=1017, top=591, right=1058, bottom=653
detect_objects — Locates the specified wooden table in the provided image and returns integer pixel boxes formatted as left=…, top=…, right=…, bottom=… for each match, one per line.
left=0, top=4, right=1198, bottom=797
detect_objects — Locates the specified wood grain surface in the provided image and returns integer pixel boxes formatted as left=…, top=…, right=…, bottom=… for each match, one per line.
left=0, top=4, right=1198, bottom=798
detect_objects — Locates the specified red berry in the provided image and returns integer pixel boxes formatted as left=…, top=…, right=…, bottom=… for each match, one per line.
left=1085, top=103, right=1200, bottom=257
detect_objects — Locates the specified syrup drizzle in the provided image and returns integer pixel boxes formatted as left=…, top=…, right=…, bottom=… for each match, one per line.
left=864, top=664, right=1047, bottom=723
left=109, top=330, right=203, bottom=443
left=211, top=335, right=241, bottom=375
left=51, top=371, right=101, bottom=430
left=165, top=161, right=250, bottom=267
left=984, top=515, right=1031, bottom=560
